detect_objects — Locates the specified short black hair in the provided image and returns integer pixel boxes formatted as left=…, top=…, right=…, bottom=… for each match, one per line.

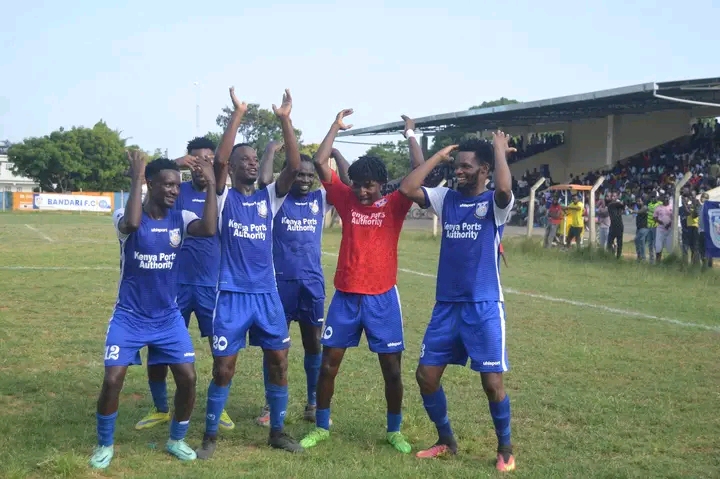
left=282, top=154, right=313, bottom=169
left=348, top=156, right=388, bottom=184
left=231, top=142, right=252, bottom=155
left=186, top=136, right=216, bottom=153
left=457, top=138, right=494, bottom=169
left=145, top=158, right=180, bottom=180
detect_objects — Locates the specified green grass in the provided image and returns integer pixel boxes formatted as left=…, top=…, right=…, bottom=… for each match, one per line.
left=0, top=212, right=719, bottom=479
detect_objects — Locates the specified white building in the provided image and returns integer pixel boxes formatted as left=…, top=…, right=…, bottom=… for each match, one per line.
left=0, top=154, right=39, bottom=192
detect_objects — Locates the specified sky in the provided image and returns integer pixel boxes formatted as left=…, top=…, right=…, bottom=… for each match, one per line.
left=1, top=0, right=717, bottom=162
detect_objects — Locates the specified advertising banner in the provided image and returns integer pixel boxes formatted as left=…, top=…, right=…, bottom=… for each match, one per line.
left=31, top=193, right=113, bottom=212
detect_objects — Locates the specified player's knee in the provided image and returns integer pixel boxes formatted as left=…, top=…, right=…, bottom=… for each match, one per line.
left=415, top=367, right=439, bottom=393
left=266, top=352, right=288, bottom=382
left=212, top=361, right=235, bottom=386
left=480, top=373, right=505, bottom=401
left=319, top=359, right=339, bottom=379
left=102, top=370, right=126, bottom=393
left=174, top=366, right=197, bottom=391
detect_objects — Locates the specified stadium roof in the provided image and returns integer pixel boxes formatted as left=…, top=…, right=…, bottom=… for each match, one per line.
left=337, top=77, right=720, bottom=137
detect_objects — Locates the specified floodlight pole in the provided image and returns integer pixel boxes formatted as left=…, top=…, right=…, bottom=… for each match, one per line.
left=589, top=176, right=605, bottom=248
left=526, top=177, right=546, bottom=238
left=672, top=171, right=692, bottom=252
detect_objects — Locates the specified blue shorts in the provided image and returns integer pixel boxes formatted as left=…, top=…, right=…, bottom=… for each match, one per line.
left=104, top=310, right=195, bottom=367
left=212, top=291, right=291, bottom=356
left=322, top=286, right=404, bottom=354
left=177, top=284, right=215, bottom=338
left=276, top=279, right=325, bottom=327
left=419, top=301, right=509, bottom=373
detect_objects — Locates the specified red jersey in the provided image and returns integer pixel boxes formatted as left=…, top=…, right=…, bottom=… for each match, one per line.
left=322, top=170, right=412, bottom=294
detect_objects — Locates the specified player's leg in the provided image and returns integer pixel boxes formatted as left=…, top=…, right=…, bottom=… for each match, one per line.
left=465, top=302, right=515, bottom=472
left=91, top=316, right=143, bottom=469
left=196, top=292, right=248, bottom=460
left=194, top=285, right=235, bottom=431
left=136, top=284, right=194, bottom=430
left=136, top=364, right=171, bottom=430
left=256, top=280, right=299, bottom=427
left=364, top=286, right=411, bottom=453
left=249, top=292, right=302, bottom=452
left=415, top=302, right=465, bottom=458
left=300, top=290, right=361, bottom=449
left=149, top=314, right=198, bottom=461
left=298, top=279, right=325, bottom=421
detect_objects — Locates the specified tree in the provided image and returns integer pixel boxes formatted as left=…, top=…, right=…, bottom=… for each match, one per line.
left=8, top=121, right=131, bottom=192
left=216, top=103, right=302, bottom=155
left=469, top=97, right=520, bottom=110
left=363, top=141, right=411, bottom=180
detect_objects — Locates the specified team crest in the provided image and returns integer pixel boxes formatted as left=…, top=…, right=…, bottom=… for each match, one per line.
left=709, top=208, right=720, bottom=248
left=309, top=199, right=320, bottom=215
left=168, top=228, right=181, bottom=248
left=474, top=201, right=489, bottom=219
left=257, top=200, right=268, bottom=218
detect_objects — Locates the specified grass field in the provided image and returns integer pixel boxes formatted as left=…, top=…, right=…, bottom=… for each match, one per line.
left=1, top=212, right=719, bottom=479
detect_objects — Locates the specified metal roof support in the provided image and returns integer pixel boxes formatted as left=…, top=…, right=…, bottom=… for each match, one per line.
left=653, top=83, right=720, bottom=108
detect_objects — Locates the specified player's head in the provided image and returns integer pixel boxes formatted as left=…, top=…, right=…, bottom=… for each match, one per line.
left=571, top=193, right=579, bottom=203
left=145, top=158, right=181, bottom=209
left=610, top=191, right=619, bottom=201
left=229, top=143, right=258, bottom=186
left=454, top=138, right=494, bottom=191
left=187, top=136, right=216, bottom=189
left=285, top=154, right=315, bottom=196
left=348, top=155, right=388, bottom=205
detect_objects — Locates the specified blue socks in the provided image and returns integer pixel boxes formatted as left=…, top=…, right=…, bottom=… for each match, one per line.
left=149, top=380, right=168, bottom=413
left=96, top=411, right=118, bottom=447
left=265, top=383, right=288, bottom=432
left=169, top=418, right=190, bottom=441
left=387, top=412, right=402, bottom=433
left=205, top=381, right=230, bottom=436
left=316, top=408, right=331, bottom=430
left=489, top=395, right=512, bottom=447
left=421, top=387, right=454, bottom=438
left=304, top=353, right=321, bottom=406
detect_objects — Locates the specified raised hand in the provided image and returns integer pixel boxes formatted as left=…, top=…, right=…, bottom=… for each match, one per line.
left=229, top=87, right=248, bottom=114
left=492, top=130, right=517, bottom=155
left=126, top=150, right=147, bottom=179
left=272, top=89, right=292, bottom=119
left=436, top=144, right=459, bottom=162
left=334, top=109, right=354, bottom=130
left=266, top=139, right=284, bottom=152
left=401, top=115, right=416, bottom=137
left=193, top=156, right=216, bottom=185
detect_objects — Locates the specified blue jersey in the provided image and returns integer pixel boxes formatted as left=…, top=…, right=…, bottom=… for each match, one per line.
left=174, top=181, right=220, bottom=287
left=422, top=187, right=515, bottom=302
left=112, top=207, right=199, bottom=320
left=272, top=188, right=328, bottom=281
left=217, top=182, right=286, bottom=293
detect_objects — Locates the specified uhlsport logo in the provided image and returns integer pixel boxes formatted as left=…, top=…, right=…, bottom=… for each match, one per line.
left=168, top=228, right=181, bottom=247
left=474, top=201, right=489, bottom=219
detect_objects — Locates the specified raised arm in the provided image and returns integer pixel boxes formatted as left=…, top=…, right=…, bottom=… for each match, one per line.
left=401, top=115, right=425, bottom=170
left=186, top=157, right=218, bottom=237
left=258, top=140, right=284, bottom=189
left=117, top=150, right=147, bottom=234
left=399, top=144, right=458, bottom=207
left=330, top=148, right=351, bottom=186
left=492, top=130, right=515, bottom=209
left=214, top=87, right=248, bottom=195
left=272, top=89, right=301, bottom=197
left=314, top=109, right=353, bottom=183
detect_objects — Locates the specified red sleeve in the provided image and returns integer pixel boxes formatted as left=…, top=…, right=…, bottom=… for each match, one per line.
left=321, top=169, right=353, bottom=215
left=388, top=190, right=413, bottom=226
